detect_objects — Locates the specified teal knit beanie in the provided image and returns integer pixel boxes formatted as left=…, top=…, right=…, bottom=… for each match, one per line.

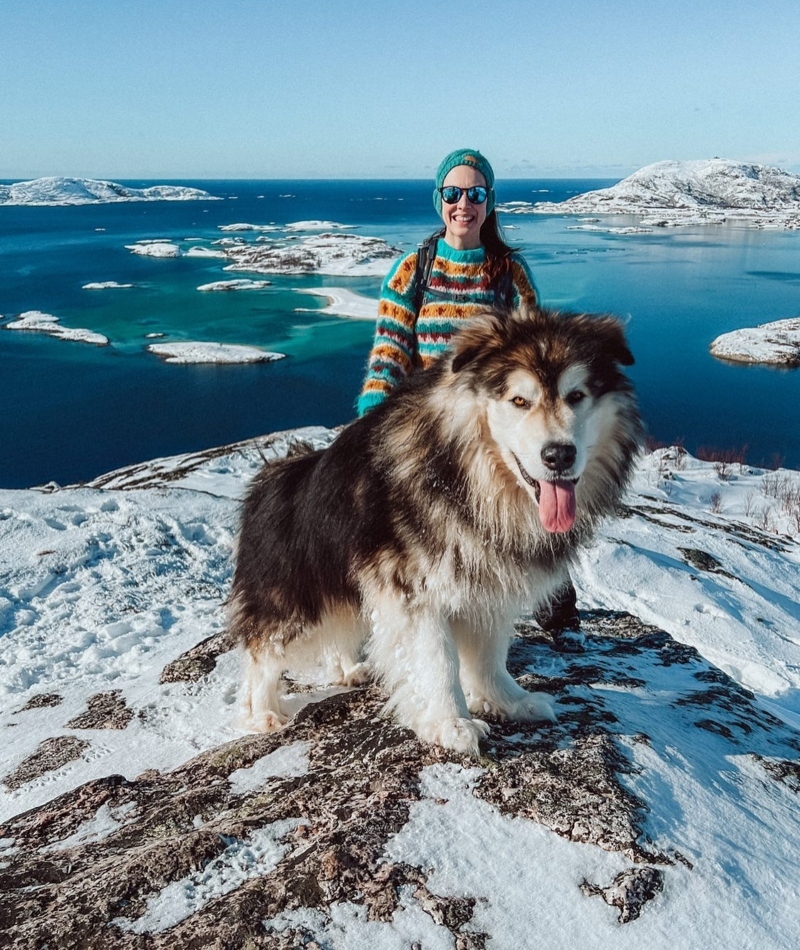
left=433, top=148, right=496, bottom=215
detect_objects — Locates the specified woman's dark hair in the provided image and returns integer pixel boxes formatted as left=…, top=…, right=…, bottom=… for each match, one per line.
left=480, top=210, right=523, bottom=288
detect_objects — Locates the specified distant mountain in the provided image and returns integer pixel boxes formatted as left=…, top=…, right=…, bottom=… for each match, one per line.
left=0, top=177, right=219, bottom=206
left=529, top=159, right=800, bottom=223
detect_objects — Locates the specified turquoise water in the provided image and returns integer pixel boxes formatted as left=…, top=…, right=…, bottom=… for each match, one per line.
left=2, top=179, right=799, bottom=487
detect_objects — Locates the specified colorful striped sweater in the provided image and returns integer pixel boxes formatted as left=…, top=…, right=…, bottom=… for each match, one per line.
left=357, top=240, right=537, bottom=416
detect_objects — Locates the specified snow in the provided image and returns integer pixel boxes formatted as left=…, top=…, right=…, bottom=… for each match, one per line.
left=116, top=819, right=304, bottom=934
left=184, top=246, right=228, bottom=259
left=2, top=310, right=108, bottom=345
left=197, top=279, right=272, bottom=292
left=146, top=341, right=285, bottom=364
left=82, top=281, right=134, bottom=290
left=228, top=741, right=311, bottom=793
left=710, top=317, right=800, bottom=366
left=507, top=159, right=800, bottom=229
left=0, top=177, right=219, bottom=206
left=293, top=287, right=378, bottom=319
left=2, top=431, right=800, bottom=945
left=125, top=241, right=181, bottom=258
left=284, top=221, right=357, bottom=232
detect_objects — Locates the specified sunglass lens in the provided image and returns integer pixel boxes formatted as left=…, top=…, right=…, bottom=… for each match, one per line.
left=467, top=186, right=487, bottom=204
left=441, top=186, right=461, bottom=204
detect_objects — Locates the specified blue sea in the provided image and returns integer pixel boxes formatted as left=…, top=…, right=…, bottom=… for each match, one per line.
left=2, top=178, right=800, bottom=489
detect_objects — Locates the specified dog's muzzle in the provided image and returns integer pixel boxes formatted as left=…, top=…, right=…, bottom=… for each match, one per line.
left=513, top=452, right=579, bottom=534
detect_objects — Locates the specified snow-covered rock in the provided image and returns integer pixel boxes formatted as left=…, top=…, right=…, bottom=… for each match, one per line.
left=197, top=279, right=272, bottom=292
left=0, top=177, right=219, bottom=206
left=82, top=281, right=134, bottom=290
left=511, top=160, right=800, bottom=228
left=222, top=232, right=400, bottom=277
left=146, top=341, right=285, bottom=364
left=125, top=241, right=181, bottom=258
left=2, top=310, right=108, bottom=345
left=710, top=316, right=800, bottom=365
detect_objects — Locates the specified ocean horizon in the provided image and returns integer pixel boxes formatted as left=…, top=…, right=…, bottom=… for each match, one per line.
left=2, top=177, right=799, bottom=488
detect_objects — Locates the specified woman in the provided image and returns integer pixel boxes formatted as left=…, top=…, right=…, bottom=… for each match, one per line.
left=356, top=148, right=580, bottom=637
left=357, top=147, right=538, bottom=416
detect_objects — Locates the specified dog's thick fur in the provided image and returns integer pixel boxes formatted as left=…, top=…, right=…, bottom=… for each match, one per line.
left=230, top=305, right=643, bottom=754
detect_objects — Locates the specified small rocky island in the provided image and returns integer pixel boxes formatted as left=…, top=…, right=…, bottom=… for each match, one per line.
left=710, top=316, right=800, bottom=366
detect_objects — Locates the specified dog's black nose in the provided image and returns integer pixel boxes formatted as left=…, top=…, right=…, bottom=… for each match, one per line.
left=541, top=442, right=576, bottom=472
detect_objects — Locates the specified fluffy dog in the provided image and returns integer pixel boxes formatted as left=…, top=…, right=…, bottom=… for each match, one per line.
left=230, top=305, right=643, bottom=754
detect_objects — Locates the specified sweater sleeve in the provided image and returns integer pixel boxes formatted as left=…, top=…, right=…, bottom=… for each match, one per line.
left=356, top=251, right=420, bottom=416
left=509, top=253, right=539, bottom=308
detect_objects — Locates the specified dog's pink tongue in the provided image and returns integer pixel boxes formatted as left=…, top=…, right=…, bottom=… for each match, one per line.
left=538, top=480, right=576, bottom=533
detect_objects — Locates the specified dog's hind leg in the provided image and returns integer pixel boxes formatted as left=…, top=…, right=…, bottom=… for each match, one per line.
left=366, top=593, right=489, bottom=756
left=454, top=609, right=556, bottom=724
left=323, top=610, right=371, bottom=687
left=239, top=639, right=289, bottom=733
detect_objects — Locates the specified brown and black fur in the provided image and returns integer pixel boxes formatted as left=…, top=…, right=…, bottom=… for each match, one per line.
left=230, top=305, right=644, bottom=753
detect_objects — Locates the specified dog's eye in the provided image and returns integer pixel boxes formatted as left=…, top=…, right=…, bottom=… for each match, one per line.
left=565, top=390, right=586, bottom=406
left=511, top=396, right=531, bottom=410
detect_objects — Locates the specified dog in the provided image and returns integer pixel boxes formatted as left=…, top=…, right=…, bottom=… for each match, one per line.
left=230, top=305, right=643, bottom=754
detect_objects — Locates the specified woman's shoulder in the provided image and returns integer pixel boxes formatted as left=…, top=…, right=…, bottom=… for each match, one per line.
left=382, top=248, right=421, bottom=295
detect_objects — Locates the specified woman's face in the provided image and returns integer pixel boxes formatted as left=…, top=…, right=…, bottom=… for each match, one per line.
left=440, top=165, right=488, bottom=250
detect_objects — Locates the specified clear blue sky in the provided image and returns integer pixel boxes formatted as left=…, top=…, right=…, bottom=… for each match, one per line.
left=2, top=0, right=799, bottom=180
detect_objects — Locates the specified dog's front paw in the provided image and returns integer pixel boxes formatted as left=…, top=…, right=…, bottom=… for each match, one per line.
left=416, top=716, right=490, bottom=755
left=467, top=687, right=557, bottom=723
left=507, top=690, right=557, bottom=723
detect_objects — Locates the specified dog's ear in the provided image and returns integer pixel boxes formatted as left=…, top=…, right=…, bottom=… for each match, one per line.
left=450, top=312, right=505, bottom=373
left=593, top=315, right=635, bottom=366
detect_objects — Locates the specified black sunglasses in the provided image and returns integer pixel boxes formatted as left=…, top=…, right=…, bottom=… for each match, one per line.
left=438, top=185, right=490, bottom=205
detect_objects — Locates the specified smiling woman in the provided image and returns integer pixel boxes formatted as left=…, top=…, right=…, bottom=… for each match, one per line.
left=355, top=149, right=581, bottom=636
left=356, top=148, right=538, bottom=416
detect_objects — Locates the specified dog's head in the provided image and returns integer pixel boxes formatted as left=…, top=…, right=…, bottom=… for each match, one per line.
left=449, top=305, right=639, bottom=533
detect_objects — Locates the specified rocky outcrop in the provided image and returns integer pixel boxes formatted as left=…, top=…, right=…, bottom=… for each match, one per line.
left=3, top=609, right=797, bottom=947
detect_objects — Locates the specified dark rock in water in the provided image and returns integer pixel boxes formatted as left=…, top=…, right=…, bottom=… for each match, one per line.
left=0, top=609, right=798, bottom=946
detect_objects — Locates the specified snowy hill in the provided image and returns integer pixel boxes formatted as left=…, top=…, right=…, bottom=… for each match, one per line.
left=0, top=177, right=219, bottom=206
left=1, top=430, right=800, bottom=947
left=504, top=160, right=800, bottom=228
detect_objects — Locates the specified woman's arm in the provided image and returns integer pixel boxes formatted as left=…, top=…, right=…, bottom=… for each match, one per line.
left=356, top=251, right=420, bottom=416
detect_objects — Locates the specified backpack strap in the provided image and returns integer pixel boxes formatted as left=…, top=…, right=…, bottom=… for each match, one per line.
left=412, top=232, right=440, bottom=314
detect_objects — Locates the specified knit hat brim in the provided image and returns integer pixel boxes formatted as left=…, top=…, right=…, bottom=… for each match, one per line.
left=433, top=148, right=496, bottom=215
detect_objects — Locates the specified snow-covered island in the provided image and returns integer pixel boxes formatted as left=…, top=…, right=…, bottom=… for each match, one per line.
left=1, top=310, right=108, bottom=345
left=125, top=241, right=182, bottom=258
left=711, top=316, right=800, bottom=366
left=502, top=159, right=800, bottom=228
left=197, top=279, right=272, bottom=292
left=1, top=433, right=800, bottom=947
left=0, top=177, right=219, bottom=206
left=82, top=281, right=134, bottom=290
left=223, top=232, right=400, bottom=276
left=146, top=341, right=286, bottom=364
